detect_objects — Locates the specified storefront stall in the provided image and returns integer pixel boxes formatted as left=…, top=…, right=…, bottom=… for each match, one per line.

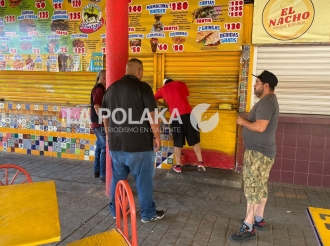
left=236, top=0, right=330, bottom=188
left=0, top=0, right=246, bottom=170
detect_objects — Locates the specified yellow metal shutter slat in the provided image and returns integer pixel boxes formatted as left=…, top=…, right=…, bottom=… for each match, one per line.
left=0, top=71, right=97, bottom=105
left=164, top=51, right=240, bottom=110
left=130, top=54, right=155, bottom=89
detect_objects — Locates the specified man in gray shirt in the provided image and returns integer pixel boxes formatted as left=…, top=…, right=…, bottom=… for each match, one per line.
left=230, top=70, right=279, bottom=242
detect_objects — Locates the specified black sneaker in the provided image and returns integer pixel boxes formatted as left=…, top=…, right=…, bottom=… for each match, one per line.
left=229, top=223, right=256, bottom=241
left=241, top=218, right=267, bottom=230
left=94, top=172, right=100, bottom=178
left=141, top=210, right=165, bottom=223
left=254, top=219, right=266, bottom=230
left=100, top=177, right=105, bottom=183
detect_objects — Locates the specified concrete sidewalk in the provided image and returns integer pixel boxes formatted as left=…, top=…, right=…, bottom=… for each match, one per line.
left=1, top=152, right=328, bottom=246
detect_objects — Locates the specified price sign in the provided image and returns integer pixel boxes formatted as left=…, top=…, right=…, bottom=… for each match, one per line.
left=157, top=43, right=168, bottom=51
left=169, top=1, right=189, bottom=11
left=5, top=15, right=16, bottom=23
left=172, top=44, right=184, bottom=52
left=73, top=47, right=85, bottom=54
left=131, top=46, right=141, bottom=53
left=69, top=12, right=81, bottom=20
left=228, top=0, right=243, bottom=17
left=33, top=48, right=40, bottom=54
left=53, top=3, right=62, bottom=10
left=35, top=1, right=46, bottom=9
left=60, top=46, right=68, bottom=53
left=9, top=48, right=17, bottom=54
left=38, top=11, right=49, bottom=19
left=128, top=5, right=142, bottom=13
left=224, top=22, right=241, bottom=31
left=71, top=0, right=82, bottom=8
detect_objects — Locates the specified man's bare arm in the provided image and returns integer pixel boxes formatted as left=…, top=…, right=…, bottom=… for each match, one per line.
left=237, top=116, right=269, bottom=133
left=149, top=111, right=161, bottom=152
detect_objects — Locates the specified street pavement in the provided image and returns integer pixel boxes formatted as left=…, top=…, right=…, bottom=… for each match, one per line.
left=1, top=151, right=328, bottom=246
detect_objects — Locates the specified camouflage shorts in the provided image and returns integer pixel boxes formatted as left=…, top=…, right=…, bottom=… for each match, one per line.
left=243, top=150, right=274, bottom=204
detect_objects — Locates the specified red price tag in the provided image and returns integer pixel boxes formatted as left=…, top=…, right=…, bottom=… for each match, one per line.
left=27, top=67, right=34, bottom=71
left=5, top=15, right=16, bottom=23
left=38, top=11, right=49, bottom=19
left=229, top=0, right=243, bottom=6
left=128, top=5, right=142, bottom=13
left=157, top=43, right=168, bottom=51
left=0, top=0, right=5, bottom=7
left=131, top=46, right=141, bottom=53
left=229, top=11, right=243, bottom=17
left=33, top=48, right=40, bottom=54
left=60, top=46, right=68, bottom=53
left=224, top=22, right=241, bottom=31
left=71, top=0, right=82, bottom=8
left=172, top=44, right=184, bottom=52
left=9, top=48, right=17, bottom=54
left=69, top=12, right=81, bottom=20
left=53, top=3, right=62, bottom=9
left=169, top=1, right=189, bottom=11
left=35, top=1, right=46, bottom=9
left=74, top=47, right=85, bottom=54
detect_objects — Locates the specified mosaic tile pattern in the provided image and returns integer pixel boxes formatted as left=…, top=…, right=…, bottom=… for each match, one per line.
left=155, top=122, right=174, bottom=169
left=238, top=45, right=250, bottom=113
left=0, top=104, right=96, bottom=161
left=0, top=103, right=174, bottom=168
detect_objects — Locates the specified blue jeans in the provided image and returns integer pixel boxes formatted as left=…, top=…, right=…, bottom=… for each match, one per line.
left=109, top=150, right=156, bottom=221
left=93, top=127, right=106, bottom=178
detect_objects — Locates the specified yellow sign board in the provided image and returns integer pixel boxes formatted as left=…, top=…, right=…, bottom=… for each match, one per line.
left=307, top=207, right=330, bottom=246
left=253, top=0, right=330, bottom=44
left=129, top=0, right=243, bottom=54
left=0, top=0, right=105, bottom=71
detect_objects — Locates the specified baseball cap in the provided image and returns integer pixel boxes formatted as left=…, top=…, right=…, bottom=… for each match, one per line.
left=163, top=78, right=173, bottom=85
left=252, top=70, right=278, bottom=88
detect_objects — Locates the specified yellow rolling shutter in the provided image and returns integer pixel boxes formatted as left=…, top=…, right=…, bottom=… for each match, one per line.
left=130, top=54, right=155, bottom=89
left=162, top=51, right=241, bottom=161
left=164, top=51, right=241, bottom=110
left=0, top=55, right=155, bottom=105
left=0, top=71, right=96, bottom=105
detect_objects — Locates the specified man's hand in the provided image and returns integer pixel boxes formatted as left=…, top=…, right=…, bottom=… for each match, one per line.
left=153, top=137, right=160, bottom=152
left=156, top=101, right=167, bottom=108
left=237, top=116, right=246, bottom=126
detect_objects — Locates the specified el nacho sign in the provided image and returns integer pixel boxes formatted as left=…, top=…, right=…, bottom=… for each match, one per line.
left=253, top=0, right=330, bottom=44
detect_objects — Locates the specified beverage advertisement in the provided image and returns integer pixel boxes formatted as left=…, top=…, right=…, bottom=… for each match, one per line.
left=0, top=0, right=106, bottom=71
left=128, top=0, right=244, bottom=54
left=253, top=0, right=330, bottom=44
